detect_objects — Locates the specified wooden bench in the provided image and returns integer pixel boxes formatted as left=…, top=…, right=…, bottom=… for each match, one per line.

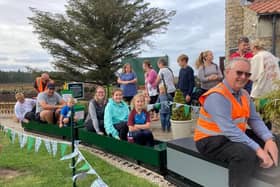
left=166, top=137, right=280, bottom=187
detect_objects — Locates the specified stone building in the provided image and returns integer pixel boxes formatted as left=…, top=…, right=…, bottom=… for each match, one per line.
left=225, top=0, right=280, bottom=58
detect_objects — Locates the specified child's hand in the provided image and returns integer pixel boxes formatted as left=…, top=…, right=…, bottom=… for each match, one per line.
left=59, top=123, right=63, bottom=128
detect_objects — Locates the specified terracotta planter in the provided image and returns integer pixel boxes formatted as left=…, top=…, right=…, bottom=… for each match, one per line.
left=170, top=119, right=196, bottom=139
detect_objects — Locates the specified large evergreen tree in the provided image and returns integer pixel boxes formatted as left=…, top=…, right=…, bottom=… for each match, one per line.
left=29, top=0, right=175, bottom=85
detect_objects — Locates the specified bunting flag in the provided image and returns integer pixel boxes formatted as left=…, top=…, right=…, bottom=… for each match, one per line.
left=7, top=129, right=12, bottom=141
left=60, top=149, right=78, bottom=161
left=154, top=103, right=161, bottom=110
left=60, top=143, right=68, bottom=157
left=51, top=141, right=58, bottom=157
left=11, top=131, right=16, bottom=144
left=18, top=133, right=23, bottom=146
left=146, top=104, right=154, bottom=112
left=69, top=154, right=84, bottom=168
left=91, top=178, right=108, bottom=187
left=77, top=163, right=90, bottom=172
left=184, top=105, right=190, bottom=116
left=44, top=139, right=52, bottom=154
left=72, top=172, right=88, bottom=182
left=20, top=134, right=28, bottom=148
left=27, top=137, right=35, bottom=151
left=87, top=168, right=97, bottom=175
left=35, top=137, right=42, bottom=152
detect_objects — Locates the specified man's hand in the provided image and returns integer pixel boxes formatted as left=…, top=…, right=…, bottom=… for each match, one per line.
left=256, top=148, right=274, bottom=168
left=264, top=139, right=279, bottom=167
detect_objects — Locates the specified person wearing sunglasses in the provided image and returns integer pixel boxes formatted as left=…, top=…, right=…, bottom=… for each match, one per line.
left=230, top=36, right=254, bottom=94
left=194, top=57, right=279, bottom=187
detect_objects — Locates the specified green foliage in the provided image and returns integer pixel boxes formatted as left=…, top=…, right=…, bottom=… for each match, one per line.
left=171, top=89, right=192, bottom=121
left=0, top=132, right=157, bottom=187
left=0, top=71, right=34, bottom=83
left=29, top=0, right=175, bottom=85
left=255, top=81, right=280, bottom=128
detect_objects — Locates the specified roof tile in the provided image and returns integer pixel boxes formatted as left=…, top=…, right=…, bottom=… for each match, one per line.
left=248, top=0, right=280, bottom=14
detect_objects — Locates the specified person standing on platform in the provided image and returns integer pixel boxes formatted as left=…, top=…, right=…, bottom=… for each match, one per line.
left=177, top=54, right=195, bottom=105
left=230, top=36, right=254, bottom=94
left=117, top=63, right=137, bottom=105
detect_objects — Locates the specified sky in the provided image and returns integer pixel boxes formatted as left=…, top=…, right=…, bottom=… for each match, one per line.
left=0, top=0, right=225, bottom=75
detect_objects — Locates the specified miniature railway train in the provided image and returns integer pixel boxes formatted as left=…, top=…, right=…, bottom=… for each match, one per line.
left=22, top=121, right=280, bottom=187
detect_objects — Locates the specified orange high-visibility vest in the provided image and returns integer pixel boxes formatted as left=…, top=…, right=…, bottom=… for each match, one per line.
left=35, top=77, right=48, bottom=93
left=193, top=83, right=250, bottom=142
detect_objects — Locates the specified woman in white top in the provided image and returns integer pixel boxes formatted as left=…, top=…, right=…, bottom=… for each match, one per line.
left=156, top=58, right=176, bottom=97
left=14, top=93, right=36, bottom=122
left=250, top=39, right=280, bottom=98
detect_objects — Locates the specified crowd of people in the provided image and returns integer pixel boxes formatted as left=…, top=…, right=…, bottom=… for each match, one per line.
left=13, top=36, right=280, bottom=186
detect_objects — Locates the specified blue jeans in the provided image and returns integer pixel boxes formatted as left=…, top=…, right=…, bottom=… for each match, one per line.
left=160, top=113, right=170, bottom=130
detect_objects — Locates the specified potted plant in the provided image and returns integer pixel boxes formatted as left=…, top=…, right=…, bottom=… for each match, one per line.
left=171, top=89, right=195, bottom=139
left=255, top=82, right=280, bottom=132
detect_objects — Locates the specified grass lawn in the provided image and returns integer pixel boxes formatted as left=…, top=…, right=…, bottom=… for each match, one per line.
left=0, top=132, right=158, bottom=187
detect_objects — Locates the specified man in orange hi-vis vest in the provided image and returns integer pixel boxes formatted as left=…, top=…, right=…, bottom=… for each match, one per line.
left=194, top=57, right=279, bottom=187
left=34, top=73, right=52, bottom=94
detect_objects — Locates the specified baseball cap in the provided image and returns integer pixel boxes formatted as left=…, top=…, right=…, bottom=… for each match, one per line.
left=47, top=83, right=55, bottom=89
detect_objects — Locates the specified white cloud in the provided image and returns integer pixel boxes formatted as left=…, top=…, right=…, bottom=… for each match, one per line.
left=0, top=0, right=225, bottom=74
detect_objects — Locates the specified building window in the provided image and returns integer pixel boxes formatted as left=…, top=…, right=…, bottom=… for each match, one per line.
left=257, top=17, right=272, bottom=37
left=240, top=0, right=253, bottom=6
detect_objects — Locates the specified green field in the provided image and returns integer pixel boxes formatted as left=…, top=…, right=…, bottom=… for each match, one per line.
left=0, top=131, right=157, bottom=187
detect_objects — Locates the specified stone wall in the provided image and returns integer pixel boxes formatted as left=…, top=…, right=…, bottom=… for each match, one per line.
left=225, top=0, right=244, bottom=58
left=243, top=8, right=258, bottom=40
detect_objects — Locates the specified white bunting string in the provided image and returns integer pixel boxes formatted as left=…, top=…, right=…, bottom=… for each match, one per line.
left=44, top=139, right=52, bottom=154
left=51, top=141, right=58, bottom=157
left=35, top=137, right=42, bottom=152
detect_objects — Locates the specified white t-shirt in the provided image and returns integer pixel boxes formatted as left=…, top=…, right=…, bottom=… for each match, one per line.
left=14, top=98, right=36, bottom=121
left=158, top=67, right=176, bottom=93
left=250, top=50, right=280, bottom=98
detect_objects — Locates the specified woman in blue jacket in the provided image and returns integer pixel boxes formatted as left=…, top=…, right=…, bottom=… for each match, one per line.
left=104, top=88, right=130, bottom=140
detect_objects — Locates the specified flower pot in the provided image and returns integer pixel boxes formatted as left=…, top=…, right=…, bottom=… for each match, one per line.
left=170, top=119, right=196, bottom=139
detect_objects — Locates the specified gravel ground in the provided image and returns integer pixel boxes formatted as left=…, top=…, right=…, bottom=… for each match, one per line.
left=0, top=117, right=176, bottom=187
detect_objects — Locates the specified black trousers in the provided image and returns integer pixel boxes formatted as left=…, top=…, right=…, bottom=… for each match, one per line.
left=113, top=122, right=128, bottom=141
left=195, top=130, right=278, bottom=187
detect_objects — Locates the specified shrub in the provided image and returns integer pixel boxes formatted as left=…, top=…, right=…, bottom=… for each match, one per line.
left=171, top=89, right=192, bottom=121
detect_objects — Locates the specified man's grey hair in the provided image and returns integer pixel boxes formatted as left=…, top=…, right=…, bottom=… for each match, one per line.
left=225, top=57, right=250, bottom=70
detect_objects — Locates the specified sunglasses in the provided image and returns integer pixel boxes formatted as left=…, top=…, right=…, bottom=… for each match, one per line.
left=236, top=70, right=251, bottom=78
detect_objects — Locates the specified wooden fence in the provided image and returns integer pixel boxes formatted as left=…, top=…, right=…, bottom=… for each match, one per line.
left=0, top=102, right=15, bottom=117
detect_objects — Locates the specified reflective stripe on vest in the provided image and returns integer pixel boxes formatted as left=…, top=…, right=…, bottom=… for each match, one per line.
left=193, top=82, right=250, bottom=142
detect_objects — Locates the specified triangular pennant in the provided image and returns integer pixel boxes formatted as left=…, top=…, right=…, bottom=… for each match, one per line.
left=18, top=133, right=23, bottom=146
left=60, top=143, right=68, bottom=157
left=259, top=98, right=268, bottom=109
left=70, top=154, right=84, bottom=168
left=11, top=131, right=16, bottom=144
left=7, top=129, right=12, bottom=141
left=20, top=135, right=28, bottom=149
left=51, top=141, right=58, bottom=157
left=184, top=105, right=190, bottom=116
left=91, top=178, right=108, bottom=187
left=154, top=103, right=161, bottom=110
left=44, top=139, right=52, bottom=154
left=146, top=104, right=154, bottom=112
left=72, top=172, right=87, bottom=182
left=35, top=137, right=42, bottom=152
left=87, top=168, right=97, bottom=175
left=77, top=163, right=90, bottom=172
left=60, top=149, right=78, bottom=161
left=27, top=137, right=35, bottom=151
